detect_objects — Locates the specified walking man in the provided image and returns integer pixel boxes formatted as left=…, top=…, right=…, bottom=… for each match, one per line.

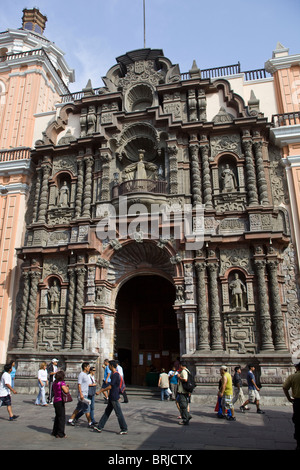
left=283, top=361, right=300, bottom=450
left=232, top=365, right=249, bottom=412
left=241, top=364, right=265, bottom=414
left=68, top=362, right=92, bottom=427
left=0, top=363, right=18, bottom=421
left=218, top=366, right=235, bottom=421
left=94, top=360, right=128, bottom=434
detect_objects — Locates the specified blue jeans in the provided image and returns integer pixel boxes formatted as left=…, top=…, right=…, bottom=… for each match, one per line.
left=35, top=381, right=47, bottom=405
left=160, top=388, right=170, bottom=400
left=97, top=400, right=127, bottom=432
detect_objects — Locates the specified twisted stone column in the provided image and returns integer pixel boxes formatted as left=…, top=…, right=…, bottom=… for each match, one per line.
left=253, top=140, right=269, bottom=205
left=168, top=145, right=179, bottom=195
left=37, top=161, right=51, bottom=223
left=254, top=260, right=274, bottom=350
left=189, top=143, right=202, bottom=206
left=195, top=262, right=210, bottom=349
left=200, top=143, right=213, bottom=208
left=242, top=138, right=258, bottom=206
left=72, top=266, right=86, bottom=349
left=100, top=153, right=111, bottom=201
left=64, top=269, right=76, bottom=349
left=82, top=156, right=94, bottom=217
left=207, top=263, right=223, bottom=350
left=16, top=271, right=30, bottom=348
left=23, top=271, right=41, bottom=349
left=32, top=168, right=42, bottom=223
left=267, top=260, right=287, bottom=350
left=75, top=159, right=84, bottom=218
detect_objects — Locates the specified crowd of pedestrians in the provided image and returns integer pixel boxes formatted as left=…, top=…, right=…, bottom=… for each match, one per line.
left=1, top=358, right=299, bottom=449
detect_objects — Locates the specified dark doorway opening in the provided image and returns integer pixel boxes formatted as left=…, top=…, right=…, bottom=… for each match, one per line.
left=115, top=275, right=179, bottom=386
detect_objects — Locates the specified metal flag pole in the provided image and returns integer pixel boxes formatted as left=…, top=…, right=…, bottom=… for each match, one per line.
left=143, top=0, right=146, bottom=48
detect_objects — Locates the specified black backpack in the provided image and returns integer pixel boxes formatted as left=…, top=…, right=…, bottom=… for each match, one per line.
left=182, top=370, right=196, bottom=393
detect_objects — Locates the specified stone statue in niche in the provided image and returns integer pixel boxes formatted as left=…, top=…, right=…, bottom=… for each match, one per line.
left=135, top=150, right=148, bottom=180
left=47, top=279, right=60, bottom=313
left=58, top=181, right=70, bottom=207
left=175, top=284, right=184, bottom=304
left=221, top=164, right=237, bottom=193
left=123, top=150, right=159, bottom=183
left=229, top=273, right=246, bottom=310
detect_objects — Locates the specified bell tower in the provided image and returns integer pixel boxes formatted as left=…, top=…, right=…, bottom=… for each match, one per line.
left=0, top=9, right=74, bottom=365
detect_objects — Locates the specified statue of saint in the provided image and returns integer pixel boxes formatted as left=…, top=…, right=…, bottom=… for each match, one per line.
left=221, top=164, right=237, bottom=192
left=58, top=181, right=70, bottom=207
left=48, top=280, right=60, bottom=313
left=135, top=150, right=148, bottom=180
left=229, top=273, right=246, bottom=310
left=123, top=150, right=159, bottom=188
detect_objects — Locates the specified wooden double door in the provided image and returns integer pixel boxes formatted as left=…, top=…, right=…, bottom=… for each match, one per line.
left=115, top=275, right=179, bottom=386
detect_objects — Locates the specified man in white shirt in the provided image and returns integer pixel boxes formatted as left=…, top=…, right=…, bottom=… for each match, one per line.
left=0, top=363, right=18, bottom=421
left=68, top=362, right=92, bottom=427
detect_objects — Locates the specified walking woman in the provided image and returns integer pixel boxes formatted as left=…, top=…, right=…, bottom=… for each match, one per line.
left=51, top=370, right=69, bottom=438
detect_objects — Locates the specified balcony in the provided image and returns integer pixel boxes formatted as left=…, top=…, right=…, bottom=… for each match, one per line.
left=271, top=111, right=300, bottom=147
left=272, top=111, right=300, bottom=127
left=111, top=179, right=168, bottom=208
left=113, top=179, right=167, bottom=197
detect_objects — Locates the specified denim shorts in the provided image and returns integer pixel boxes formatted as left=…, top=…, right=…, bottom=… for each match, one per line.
left=76, top=398, right=90, bottom=414
left=0, top=395, right=11, bottom=407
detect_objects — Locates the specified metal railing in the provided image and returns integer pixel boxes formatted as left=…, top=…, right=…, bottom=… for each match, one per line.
left=113, top=179, right=167, bottom=197
left=272, top=111, right=300, bottom=127
left=61, top=62, right=271, bottom=102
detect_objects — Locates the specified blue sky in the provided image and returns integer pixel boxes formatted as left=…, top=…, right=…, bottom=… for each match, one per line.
left=1, top=0, right=300, bottom=92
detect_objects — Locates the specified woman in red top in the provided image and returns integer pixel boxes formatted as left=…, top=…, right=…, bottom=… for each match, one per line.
left=51, top=370, right=69, bottom=438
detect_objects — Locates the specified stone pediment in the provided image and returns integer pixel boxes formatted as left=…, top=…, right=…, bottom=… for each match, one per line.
left=102, top=48, right=181, bottom=93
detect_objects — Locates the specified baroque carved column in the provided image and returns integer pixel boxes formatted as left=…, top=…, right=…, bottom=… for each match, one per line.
left=64, top=268, right=76, bottom=349
left=254, top=260, right=274, bottom=350
left=37, top=159, right=52, bottom=223
left=267, top=259, right=287, bottom=350
left=200, top=140, right=213, bottom=209
left=189, top=143, right=202, bottom=206
left=242, top=135, right=259, bottom=206
left=23, top=270, right=41, bottom=349
left=207, top=262, right=223, bottom=350
left=75, top=158, right=84, bottom=218
left=167, top=145, right=179, bottom=195
left=32, top=167, right=42, bottom=223
left=253, top=139, right=269, bottom=205
left=100, top=153, right=111, bottom=201
left=16, top=271, right=30, bottom=348
left=82, top=155, right=94, bottom=217
left=195, top=262, right=210, bottom=349
left=72, top=266, right=86, bottom=349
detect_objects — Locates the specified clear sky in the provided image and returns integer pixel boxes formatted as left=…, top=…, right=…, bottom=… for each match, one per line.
left=1, top=0, right=300, bottom=92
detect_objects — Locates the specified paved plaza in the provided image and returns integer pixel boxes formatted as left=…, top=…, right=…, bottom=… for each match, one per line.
left=0, top=392, right=296, bottom=453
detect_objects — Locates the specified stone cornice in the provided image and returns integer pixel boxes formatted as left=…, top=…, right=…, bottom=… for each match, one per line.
left=265, top=54, right=300, bottom=74
left=270, top=124, right=300, bottom=147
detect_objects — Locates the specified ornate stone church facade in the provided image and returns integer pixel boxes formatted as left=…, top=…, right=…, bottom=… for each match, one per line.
left=9, top=47, right=300, bottom=389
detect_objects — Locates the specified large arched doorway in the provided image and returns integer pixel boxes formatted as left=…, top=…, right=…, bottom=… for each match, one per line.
left=115, top=275, right=179, bottom=386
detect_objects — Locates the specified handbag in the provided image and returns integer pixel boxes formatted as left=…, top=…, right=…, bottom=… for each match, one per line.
left=61, top=384, right=73, bottom=403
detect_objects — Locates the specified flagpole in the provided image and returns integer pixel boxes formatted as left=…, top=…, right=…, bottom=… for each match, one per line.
left=143, top=0, right=146, bottom=48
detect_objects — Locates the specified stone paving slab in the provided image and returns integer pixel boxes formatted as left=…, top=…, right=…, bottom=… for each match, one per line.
left=0, top=393, right=296, bottom=454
